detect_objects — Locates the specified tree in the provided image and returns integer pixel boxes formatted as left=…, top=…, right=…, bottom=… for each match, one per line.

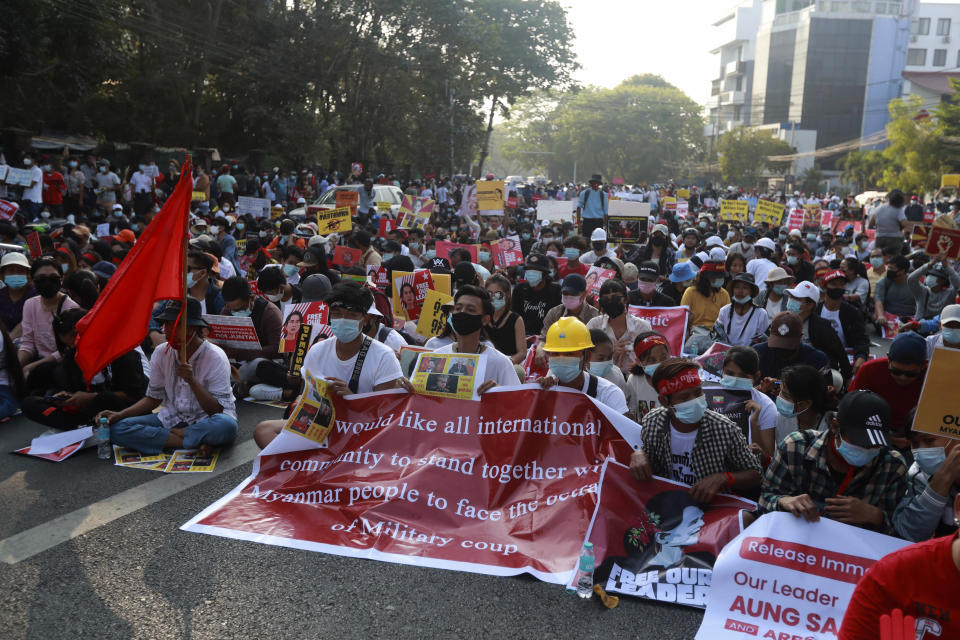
left=716, top=127, right=796, bottom=187
left=839, top=150, right=885, bottom=193
left=800, top=164, right=824, bottom=193
left=880, top=96, right=946, bottom=193
left=935, top=77, right=960, bottom=172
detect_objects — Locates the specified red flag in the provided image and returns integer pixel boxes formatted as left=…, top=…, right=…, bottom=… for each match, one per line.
left=75, top=157, right=193, bottom=382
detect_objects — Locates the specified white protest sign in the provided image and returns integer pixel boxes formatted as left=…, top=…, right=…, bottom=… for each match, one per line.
left=608, top=200, right=651, bottom=217
left=695, top=512, right=909, bottom=640
left=611, top=191, right=646, bottom=202
left=236, top=196, right=271, bottom=219
left=29, top=426, right=93, bottom=455
left=201, top=315, right=262, bottom=350
left=536, top=200, right=575, bottom=222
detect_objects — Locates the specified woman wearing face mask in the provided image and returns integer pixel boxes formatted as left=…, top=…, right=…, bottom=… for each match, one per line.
left=483, top=275, right=526, bottom=364
left=772, top=364, right=830, bottom=444
left=17, top=257, right=80, bottom=382
left=718, top=346, right=776, bottom=457
left=587, top=329, right=627, bottom=395
left=682, top=261, right=730, bottom=350
left=559, top=235, right=589, bottom=278
left=629, top=358, right=762, bottom=503
left=625, top=332, right=670, bottom=422
left=635, top=224, right=676, bottom=276
left=754, top=267, right=794, bottom=321
left=587, top=279, right=651, bottom=373
left=713, top=273, right=770, bottom=347
left=0, top=252, right=36, bottom=339
left=760, top=390, right=907, bottom=535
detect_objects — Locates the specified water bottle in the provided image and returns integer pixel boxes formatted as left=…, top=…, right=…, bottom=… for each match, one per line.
left=96, top=417, right=111, bottom=460
left=576, top=541, right=594, bottom=598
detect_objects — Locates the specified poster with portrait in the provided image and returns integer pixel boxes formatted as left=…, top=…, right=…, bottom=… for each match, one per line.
left=582, top=461, right=754, bottom=609
left=411, top=352, right=485, bottom=401
left=280, top=301, right=332, bottom=353
left=606, top=200, right=650, bottom=244
left=585, top=266, right=617, bottom=298
left=491, top=235, right=524, bottom=268
left=397, top=196, right=434, bottom=230
left=282, top=373, right=336, bottom=445
left=391, top=269, right=434, bottom=322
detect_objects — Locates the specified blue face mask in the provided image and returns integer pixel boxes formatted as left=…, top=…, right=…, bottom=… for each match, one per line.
left=526, top=270, right=542, bottom=286
left=942, top=327, right=960, bottom=344
left=232, top=308, right=252, bottom=317
left=283, top=264, right=299, bottom=277
left=786, top=255, right=799, bottom=265
left=836, top=434, right=880, bottom=467
left=733, top=295, right=752, bottom=305
left=423, top=249, right=436, bottom=260
left=772, top=284, right=788, bottom=295
left=721, top=374, right=754, bottom=391
left=785, top=298, right=804, bottom=313
left=549, top=356, right=581, bottom=383
left=806, top=234, right=817, bottom=242
left=382, top=253, right=394, bottom=262
left=643, top=363, right=659, bottom=378
left=522, top=232, right=531, bottom=240
left=491, top=297, right=505, bottom=310
left=186, top=272, right=197, bottom=288
left=330, top=318, right=361, bottom=343
left=564, top=248, right=580, bottom=260
left=912, top=447, right=946, bottom=476
left=408, top=242, right=420, bottom=250
left=589, top=360, right=614, bottom=377
left=4, top=275, right=27, bottom=289
left=478, top=250, right=491, bottom=263
left=236, top=223, right=245, bottom=231
left=870, top=257, right=883, bottom=269
left=61, top=263, right=69, bottom=274
left=672, top=395, right=707, bottom=423
left=775, top=395, right=798, bottom=417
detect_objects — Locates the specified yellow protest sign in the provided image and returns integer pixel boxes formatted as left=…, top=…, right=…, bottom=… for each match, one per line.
left=192, top=191, right=207, bottom=202
left=914, top=348, right=960, bottom=440
left=719, top=199, right=749, bottom=223
left=411, top=352, right=480, bottom=400
left=677, top=189, right=690, bottom=199
left=662, top=197, right=676, bottom=212
left=376, top=201, right=392, bottom=212
left=417, top=289, right=454, bottom=337
left=941, top=175, right=960, bottom=188
left=476, top=180, right=505, bottom=211
left=311, top=205, right=352, bottom=234
left=755, top=200, right=785, bottom=227
left=283, top=373, right=337, bottom=444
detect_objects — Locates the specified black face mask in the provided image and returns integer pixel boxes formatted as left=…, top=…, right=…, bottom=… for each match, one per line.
left=34, top=275, right=62, bottom=298
left=450, top=312, right=483, bottom=335
left=600, top=297, right=625, bottom=319
left=651, top=236, right=666, bottom=247
left=592, top=242, right=606, bottom=253
left=825, top=287, right=844, bottom=300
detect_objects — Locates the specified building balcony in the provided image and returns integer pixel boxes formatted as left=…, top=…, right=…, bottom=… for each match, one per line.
left=724, top=60, right=746, bottom=76
left=720, top=90, right=746, bottom=105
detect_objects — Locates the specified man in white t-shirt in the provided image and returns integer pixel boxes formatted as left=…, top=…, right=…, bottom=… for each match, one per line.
left=253, top=282, right=403, bottom=448
left=94, top=159, right=121, bottom=209
left=537, top=316, right=628, bottom=414
left=745, top=237, right=777, bottom=286
left=20, top=153, right=44, bottom=219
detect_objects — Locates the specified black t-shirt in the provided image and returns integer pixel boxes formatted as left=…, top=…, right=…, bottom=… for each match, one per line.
left=485, top=311, right=522, bottom=356
left=904, top=204, right=924, bottom=222
left=511, top=281, right=562, bottom=336
left=629, top=289, right=676, bottom=308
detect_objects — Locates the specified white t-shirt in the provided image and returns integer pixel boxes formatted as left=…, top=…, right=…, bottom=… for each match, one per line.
left=746, top=257, right=776, bottom=286
left=301, top=336, right=402, bottom=393
left=131, top=171, right=153, bottom=193
left=716, top=303, right=770, bottom=346
left=625, top=373, right=659, bottom=420
left=819, top=306, right=845, bottom=346
left=669, top=425, right=697, bottom=485
left=435, top=344, right=520, bottom=387
left=765, top=296, right=783, bottom=321
left=377, top=327, right=406, bottom=352
left=22, top=166, right=44, bottom=203
left=95, top=171, right=121, bottom=203
left=580, top=248, right=617, bottom=265
left=578, top=372, right=628, bottom=414
left=750, top=387, right=777, bottom=440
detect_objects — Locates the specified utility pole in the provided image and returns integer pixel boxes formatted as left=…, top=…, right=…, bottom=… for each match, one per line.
left=448, top=81, right=455, bottom=178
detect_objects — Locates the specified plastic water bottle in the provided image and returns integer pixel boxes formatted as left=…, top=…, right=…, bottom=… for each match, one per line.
left=96, top=417, right=111, bottom=460
left=576, top=542, right=594, bottom=598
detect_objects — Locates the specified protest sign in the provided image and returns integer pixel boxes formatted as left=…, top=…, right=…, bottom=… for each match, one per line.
left=606, top=201, right=650, bottom=244
left=417, top=289, right=453, bottom=338
left=114, top=446, right=170, bottom=468
left=755, top=200, right=785, bottom=227
left=26, top=231, right=41, bottom=259
left=521, top=338, right=549, bottom=382
left=924, top=209, right=936, bottom=224
left=802, top=204, right=821, bottom=229
left=399, top=345, right=431, bottom=378
left=703, top=386, right=752, bottom=442
left=720, top=200, right=748, bottom=223
left=0, top=198, right=18, bottom=221
left=662, top=197, right=676, bottom=212
left=29, top=426, right=93, bottom=456
left=925, top=225, right=960, bottom=260
left=311, top=205, right=352, bottom=234
left=536, top=200, right=575, bottom=223
left=677, top=189, right=690, bottom=199
left=941, top=174, right=960, bottom=188
left=695, top=512, right=908, bottom=639
left=378, top=218, right=395, bottom=238
left=411, top=352, right=484, bottom=400
left=192, top=190, right=207, bottom=202
left=880, top=312, right=903, bottom=340
left=435, top=240, right=478, bottom=263
left=4, top=168, right=34, bottom=187
left=695, top=342, right=732, bottom=381
left=14, top=441, right=85, bottom=462
left=911, top=223, right=931, bottom=249
left=201, top=315, right=262, bottom=350
left=376, top=201, right=392, bottom=213
left=676, top=200, right=688, bottom=217
left=351, top=162, right=363, bottom=176
left=283, top=373, right=336, bottom=445
left=335, top=190, right=359, bottom=217
left=913, top=347, right=960, bottom=440
left=820, top=209, right=833, bottom=229
left=369, top=265, right=389, bottom=291
left=288, top=324, right=312, bottom=378
left=786, top=209, right=805, bottom=230
left=398, top=196, right=434, bottom=229
left=182, top=387, right=642, bottom=583
left=280, top=301, right=330, bottom=353
left=585, top=461, right=753, bottom=608
left=476, top=180, right=505, bottom=212
left=491, top=236, right=524, bottom=268
left=331, top=245, right=361, bottom=268
left=392, top=270, right=433, bottom=321
left=236, top=196, right=271, bottom=218
left=627, top=305, right=689, bottom=356
left=95, top=223, right=110, bottom=239
left=167, top=449, right=219, bottom=473
left=586, top=266, right=616, bottom=297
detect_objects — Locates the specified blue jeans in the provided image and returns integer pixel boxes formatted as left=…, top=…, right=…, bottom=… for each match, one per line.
left=0, top=384, right=19, bottom=419
left=111, top=413, right=238, bottom=455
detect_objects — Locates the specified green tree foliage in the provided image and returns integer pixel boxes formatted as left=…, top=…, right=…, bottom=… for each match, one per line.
left=934, top=78, right=960, bottom=172
left=878, top=96, right=947, bottom=193
left=716, top=127, right=795, bottom=187
left=0, top=0, right=576, bottom=175
left=501, top=76, right=704, bottom=183
left=839, top=150, right=884, bottom=193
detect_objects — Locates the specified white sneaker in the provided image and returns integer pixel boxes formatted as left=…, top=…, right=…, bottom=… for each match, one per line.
left=249, top=384, right=283, bottom=401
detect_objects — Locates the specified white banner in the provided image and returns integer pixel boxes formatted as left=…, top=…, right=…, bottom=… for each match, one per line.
left=611, top=191, right=646, bottom=202
left=535, top=200, right=574, bottom=222
left=236, top=196, right=271, bottom=218
left=695, top=512, right=908, bottom=639
left=608, top=200, right=650, bottom=217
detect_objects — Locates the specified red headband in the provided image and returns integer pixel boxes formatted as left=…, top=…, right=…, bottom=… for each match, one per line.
left=700, top=262, right=726, bottom=273
left=656, top=368, right=701, bottom=396
left=635, top=335, right=669, bottom=358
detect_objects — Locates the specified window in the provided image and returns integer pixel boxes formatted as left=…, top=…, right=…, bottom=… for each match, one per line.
left=912, top=18, right=931, bottom=35
left=933, top=49, right=947, bottom=66
left=852, top=0, right=870, bottom=12
left=937, top=18, right=951, bottom=36
left=831, top=1, right=848, bottom=11
left=907, top=48, right=927, bottom=65
left=736, top=76, right=743, bottom=91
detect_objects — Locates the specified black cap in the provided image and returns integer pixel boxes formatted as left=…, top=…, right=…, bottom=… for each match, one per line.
left=837, top=390, right=892, bottom=448
left=453, top=261, right=476, bottom=285
left=638, top=261, right=659, bottom=280
left=524, top=253, right=551, bottom=273
left=731, top=272, right=759, bottom=296
left=428, top=256, right=451, bottom=274
left=561, top=273, right=587, bottom=294
left=589, top=174, right=602, bottom=183
left=155, top=297, right=209, bottom=328
left=353, top=229, right=371, bottom=247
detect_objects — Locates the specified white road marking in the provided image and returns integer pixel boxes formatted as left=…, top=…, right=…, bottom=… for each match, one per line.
left=0, top=439, right=260, bottom=565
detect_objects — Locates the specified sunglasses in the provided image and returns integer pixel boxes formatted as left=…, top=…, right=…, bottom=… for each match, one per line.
left=888, top=366, right=922, bottom=378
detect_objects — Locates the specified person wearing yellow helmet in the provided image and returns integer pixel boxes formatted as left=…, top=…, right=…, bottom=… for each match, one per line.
left=537, top=316, right=628, bottom=414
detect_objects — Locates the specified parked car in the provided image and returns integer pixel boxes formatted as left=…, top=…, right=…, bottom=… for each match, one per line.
left=287, top=184, right=404, bottom=219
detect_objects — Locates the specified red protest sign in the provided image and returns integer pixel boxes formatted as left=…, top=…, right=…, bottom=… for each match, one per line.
left=336, top=190, right=359, bottom=217
left=378, top=218, right=395, bottom=238
left=435, top=240, right=478, bottom=263
left=786, top=209, right=804, bottom=231
left=586, top=266, right=616, bottom=297
left=331, top=246, right=361, bottom=268
left=492, top=235, right=523, bottom=268
left=26, top=231, right=41, bottom=258
left=0, top=199, right=18, bottom=221
left=627, top=305, right=689, bottom=356
left=925, top=226, right=960, bottom=260
left=392, top=269, right=433, bottom=321
left=923, top=209, right=936, bottom=224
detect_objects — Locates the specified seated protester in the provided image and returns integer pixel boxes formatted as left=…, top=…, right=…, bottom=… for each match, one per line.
left=18, top=257, right=80, bottom=386
left=512, top=253, right=561, bottom=337
left=364, top=302, right=406, bottom=352
left=587, top=278, right=651, bottom=373
left=754, top=267, right=794, bottom=321
left=587, top=329, right=627, bottom=396
left=21, top=308, right=145, bottom=429
left=840, top=257, right=870, bottom=308
left=580, top=228, right=617, bottom=265
left=755, top=312, right=829, bottom=380
left=629, top=358, right=762, bottom=501
left=625, top=332, right=671, bottom=422
left=850, top=331, right=927, bottom=448
left=252, top=282, right=404, bottom=449
left=220, top=274, right=282, bottom=374
left=784, top=280, right=852, bottom=380
left=634, top=224, right=676, bottom=276
left=258, top=263, right=302, bottom=308
left=63, top=270, right=100, bottom=311
left=0, top=315, right=23, bottom=420
left=719, top=346, right=776, bottom=457
left=772, top=364, right=831, bottom=444
left=535, top=273, right=598, bottom=367
left=713, top=273, right=769, bottom=347
left=892, top=408, right=960, bottom=542
left=818, top=269, right=870, bottom=374
left=102, top=297, right=237, bottom=456
left=874, top=255, right=916, bottom=333
left=432, top=285, right=520, bottom=390
left=280, top=245, right=303, bottom=285
left=484, top=274, right=526, bottom=364
left=926, top=303, right=960, bottom=357
left=558, top=235, right=589, bottom=278
left=907, top=259, right=960, bottom=321
left=783, top=242, right=815, bottom=284
left=536, top=317, right=627, bottom=413
left=660, top=260, right=697, bottom=307
left=681, top=260, right=730, bottom=350
left=147, top=250, right=226, bottom=348
left=839, top=504, right=960, bottom=640
left=0, top=251, right=37, bottom=339
left=628, top=261, right=676, bottom=307
left=745, top=237, right=778, bottom=285
left=759, top=390, right=907, bottom=535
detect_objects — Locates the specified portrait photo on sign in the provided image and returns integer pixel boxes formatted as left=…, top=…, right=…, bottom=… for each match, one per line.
left=419, top=356, right=446, bottom=374
left=607, top=217, right=645, bottom=243
left=446, top=357, right=474, bottom=376
left=425, top=373, right=459, bottom=394
left=288, top=401, right=320, bottom=436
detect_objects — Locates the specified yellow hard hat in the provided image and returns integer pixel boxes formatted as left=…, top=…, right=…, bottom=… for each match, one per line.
left=543, top=316, right=594, bottom=353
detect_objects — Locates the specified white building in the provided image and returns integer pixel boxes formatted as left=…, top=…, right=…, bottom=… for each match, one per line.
left=705, top=0, right=763, bottom=144
left=902, top=3, right=960, bottom=106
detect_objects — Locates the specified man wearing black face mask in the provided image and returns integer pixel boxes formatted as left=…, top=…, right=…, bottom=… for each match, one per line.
left=587, top=279, right=651, bottom=373
left=754, top=312, right=829, bottom=381
left=818, top=270, right=869, bottom=375
left=636, top=223, right=676, bottom=276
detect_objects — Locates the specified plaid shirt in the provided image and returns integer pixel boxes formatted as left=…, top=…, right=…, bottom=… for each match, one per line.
left=759, top=429, right=907, bottom=536
left=640, top=407, right=761, bottom=483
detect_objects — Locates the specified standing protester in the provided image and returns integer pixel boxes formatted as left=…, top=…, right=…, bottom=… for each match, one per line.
left=576, top=174, right=607, bottom=239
